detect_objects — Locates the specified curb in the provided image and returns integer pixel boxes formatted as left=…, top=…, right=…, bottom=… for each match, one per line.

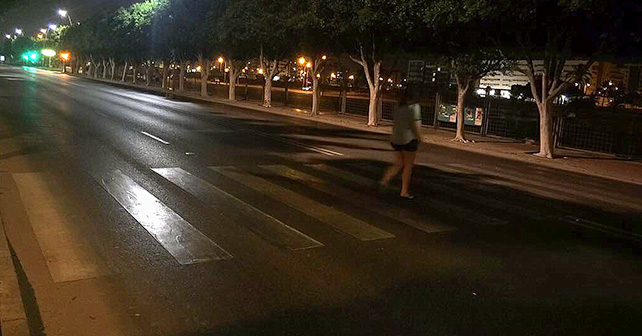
left=0, top=217, right=30, bottom=336
left=72, top=73, right=641, bottom=186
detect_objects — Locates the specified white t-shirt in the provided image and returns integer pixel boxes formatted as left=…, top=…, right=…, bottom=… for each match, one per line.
left=392, top=103, right=421, bottom=145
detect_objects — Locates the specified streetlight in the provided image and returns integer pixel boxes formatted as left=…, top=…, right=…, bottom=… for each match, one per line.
left=58, top=9, right=73, bottom=25
left=4, top=34, right=10, bottom=39
left=40, top=28, right=47, bottom=34
left=49, top=24, right=58, bottom=31
left=217, top=57, right=225, bottom=84
left=15, top=28, right=22, bottom=35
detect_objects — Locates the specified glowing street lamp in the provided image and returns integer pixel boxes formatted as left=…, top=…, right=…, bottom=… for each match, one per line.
left=306, top=62, right=312, bottom=68
left=298, top=57, right=306, bottom=65
left=60, top=52, right=70, bottom=61
left=15, top=28, right=22, bottom=35
left=321, top=55, right=327, bottom=60
left=4, top=34, right=11, bottom=39
left=41, top=49, right=56, bottom=57
left=40, top=28, right=47, bottom=34
left=58, top=9, right=73, bottom=25
left=49, top=24, right=58, bottom=30
left=217, top=57, right=226, bottom=83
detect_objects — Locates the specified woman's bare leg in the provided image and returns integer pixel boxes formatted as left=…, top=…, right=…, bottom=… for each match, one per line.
left=400, top=151, right=417, bottom=196
left=381, top=151, right=403, bottom=186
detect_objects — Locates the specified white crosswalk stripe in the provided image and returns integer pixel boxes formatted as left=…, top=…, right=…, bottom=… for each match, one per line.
left=338, top=163, right=508, bottom=227
left=13, top=173, right=110, bottom=283
left=447, top=163, right=642, bottom=211
left=263, top=165, right=453, bottom=234
left=153, top=167, right=323, bottom=250
left=210, top=166, right=395, bottom=241
left=94, top=169, right=232, bottom=264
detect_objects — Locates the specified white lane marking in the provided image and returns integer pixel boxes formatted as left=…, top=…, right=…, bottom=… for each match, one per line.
left=240, top=129, right=343, bottom=157
left=95, top=169, right=232, bottom=264
left=141, top=131, right=170, bottom=145
left=210, top=166, right=393, bottom=241
left=13, top=173, right=109, bottom=283
left=563, top=215, right=642, bottom=242
left=154, top=168, right=322, bottom=250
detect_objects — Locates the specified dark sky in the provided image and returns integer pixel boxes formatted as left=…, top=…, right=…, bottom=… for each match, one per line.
left=1, top=0, right=140, bottom=36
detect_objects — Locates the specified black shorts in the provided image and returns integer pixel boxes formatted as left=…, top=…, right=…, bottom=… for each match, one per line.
left=391, top=139, right=419, bottom=152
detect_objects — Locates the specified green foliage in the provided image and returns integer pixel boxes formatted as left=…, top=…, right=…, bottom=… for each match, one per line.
left=10, top=36, right=34, bottom=58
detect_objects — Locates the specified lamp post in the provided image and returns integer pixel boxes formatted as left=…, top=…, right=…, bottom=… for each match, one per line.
left=217, top=57, right=225, bottom=84
left=58, top=9, right=73, bottom=25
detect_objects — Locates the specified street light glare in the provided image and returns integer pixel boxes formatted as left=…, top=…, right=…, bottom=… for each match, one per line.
left=49, top=24, right=58, bottom=30
left=58, top=9, right=68, bottom=17
left=4, top=34, right=10, bottom=39
left=15, top=28, right=22, bottom=35
left=298, top=57, right=306, bottom=65
left=40, top=29, right=47, bottom=34
left=217, top=57, right=224, bottom=63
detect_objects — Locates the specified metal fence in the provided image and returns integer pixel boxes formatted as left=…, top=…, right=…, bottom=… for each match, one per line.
left=178, top=78, right=642, bottom=158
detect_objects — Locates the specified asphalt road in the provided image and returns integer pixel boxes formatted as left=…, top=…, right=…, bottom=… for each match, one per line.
left=1, top=65, right=641, bottom=336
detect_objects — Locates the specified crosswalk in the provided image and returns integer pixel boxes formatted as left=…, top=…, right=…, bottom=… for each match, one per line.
left=14, top=160, right=634, bottom=281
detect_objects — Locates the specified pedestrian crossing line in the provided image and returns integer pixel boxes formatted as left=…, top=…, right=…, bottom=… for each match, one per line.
left=447, top=163, right=642, bottom=211
left=94, top=169, right=232, bottom=265
left=239, top=129, right=344, bottom=157
left=264, top=165, right=453, bottom=234
left=345, top=163, right=508, bottom=226
left=376, top=163, right=545, bottom=219
left=13, top=173, right=110, bottom=283
left=209, top=167, right=394, bottom=241
left=153, top=168, right=323, bottom=250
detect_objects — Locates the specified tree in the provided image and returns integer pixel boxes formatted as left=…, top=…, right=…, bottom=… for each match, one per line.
left=220, top=0, right=295, bottom=107
left=325, top=0, right=416, bottom=126
left=504, top=0, right=639, bottom=158
left=289, top=0, right=336, bottom=116
left=423, top=0, right=507, bottom=142
left=219, top=0, right=258, bottom=101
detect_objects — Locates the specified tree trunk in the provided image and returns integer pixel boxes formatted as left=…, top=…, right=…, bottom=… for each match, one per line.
left=367, top=91, right=381, bottom=126
left=453, top=84, right=470, bottom=142
left=536, top=100, right=555, bottom=158
left=262, top=60, right=279, bottom=107
left=162, top=62, right=170, bottom=89
left=132, top=64, right=137, bottom=84
left=102, top=59, right=107, bottom=78
left=228, top=68, right=239, bottom=100
left=110, top=59, right=116, bottom=81
left=146, top=63, right=152, bottom=86
left=263, top=78, right=273, bottom=107
left=351, top=51, right=383, bottom=126
left=179, top=60, right=186, bottom=91
left=311, top=76, right=320, bottom=116
left=122, top=62, right=128, bottom=82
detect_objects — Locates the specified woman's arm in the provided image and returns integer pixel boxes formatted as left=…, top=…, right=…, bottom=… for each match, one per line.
left=410, top=104, right=422, bottom=140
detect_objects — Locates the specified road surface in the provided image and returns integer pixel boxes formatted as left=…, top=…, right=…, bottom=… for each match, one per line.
left=1, top=65, right=641, bottom=335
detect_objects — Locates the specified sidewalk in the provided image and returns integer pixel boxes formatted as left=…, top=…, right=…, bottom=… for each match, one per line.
left=77, top=74, right=642, bottom=186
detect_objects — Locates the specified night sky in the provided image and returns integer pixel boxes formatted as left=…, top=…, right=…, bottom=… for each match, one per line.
left=1, top=0, right=140, bottom=36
